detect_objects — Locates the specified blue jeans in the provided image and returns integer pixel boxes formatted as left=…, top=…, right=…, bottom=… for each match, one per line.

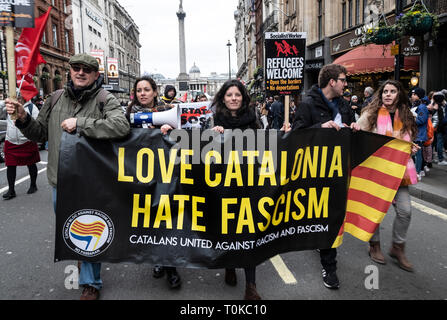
left=53, top=188, right=103, bottom=290
left=415, top=141, right=424, bottom=173
left=436, top=132, right=444, bottom=161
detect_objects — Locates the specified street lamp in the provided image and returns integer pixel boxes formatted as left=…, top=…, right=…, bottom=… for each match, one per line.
left=227, top=40, right=232, bottom=80
left=127, top=63, right=131, bottom=97
left=394, top=0, right=403, bottom=81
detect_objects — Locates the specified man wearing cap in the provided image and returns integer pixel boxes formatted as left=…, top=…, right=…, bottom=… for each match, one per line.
left=5, top=53, right=130, bottom=300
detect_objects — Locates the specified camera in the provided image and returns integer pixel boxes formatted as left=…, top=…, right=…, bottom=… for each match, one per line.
left=433, top=92, right=445, bottom=105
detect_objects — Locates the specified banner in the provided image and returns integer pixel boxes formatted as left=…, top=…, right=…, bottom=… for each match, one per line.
left=15, top=8, right=51, bottom=101
left=91, top=50, right=105, bottom=74
left=264, top=32, right=306, bottom=96
left=107, top=57, right=119, bottom=86
left=55, top=128, right=411, bottom=268
left=180, top=101, right=213, bottom=130
left=0, top=0, right=34, bottom=27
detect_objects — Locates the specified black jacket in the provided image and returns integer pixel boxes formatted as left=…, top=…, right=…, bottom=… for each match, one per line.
left=270, top=100, right=284, bottom=129
left=214, top=108, right=261, bottom=130
left=292, top=85, right=355, bottom=129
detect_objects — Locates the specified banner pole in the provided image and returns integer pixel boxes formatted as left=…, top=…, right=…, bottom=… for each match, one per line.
left=284, top=95, right=290, bottom=127
left=5, top=26, right=17, bottom=120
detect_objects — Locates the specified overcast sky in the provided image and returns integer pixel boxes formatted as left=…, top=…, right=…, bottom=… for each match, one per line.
left=117, top=0, right=239, bottom=79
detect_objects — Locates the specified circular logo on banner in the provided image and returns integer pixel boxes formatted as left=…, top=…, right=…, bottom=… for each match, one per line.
left=63, top=209, right=114, bottom=257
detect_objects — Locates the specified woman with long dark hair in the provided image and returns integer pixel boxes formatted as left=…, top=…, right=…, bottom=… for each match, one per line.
left=126, top=76, right=180, bottom=288
left=125, top=76, right=173, bottom=134
left=357, top=80, right=419, bottom=272
left=212, top=79, right=259, bottom=132
left=211, top=80, right=262, bottom=300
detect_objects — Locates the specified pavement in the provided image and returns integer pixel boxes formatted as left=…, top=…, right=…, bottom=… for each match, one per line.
left=409, top=159, right=447, bottom=209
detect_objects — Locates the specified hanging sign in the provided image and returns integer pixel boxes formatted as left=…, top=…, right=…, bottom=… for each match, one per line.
left=0, top=0, right=35, bottom=28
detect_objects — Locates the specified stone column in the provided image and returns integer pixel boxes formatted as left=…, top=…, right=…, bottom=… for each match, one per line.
left=177, top=0, right=189, bottom=83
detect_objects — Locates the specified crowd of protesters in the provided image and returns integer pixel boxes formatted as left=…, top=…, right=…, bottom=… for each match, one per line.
left=1, top=53, right=447, bottom=301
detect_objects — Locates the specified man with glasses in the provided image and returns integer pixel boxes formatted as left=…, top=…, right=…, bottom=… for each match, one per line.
left=288, top=64, right=357, bottom=289
left=292, top=64, right=352, bottom=131
left=5, top=53, right=130, bottom=300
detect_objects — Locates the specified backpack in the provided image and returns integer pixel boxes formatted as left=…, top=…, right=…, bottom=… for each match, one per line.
left=424, top=116, right=434, bottom=146
left=50, top=88, right=109, bottom=115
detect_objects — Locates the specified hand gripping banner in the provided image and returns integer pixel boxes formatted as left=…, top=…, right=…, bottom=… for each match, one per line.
left=55, top=128, right=411, bottom=268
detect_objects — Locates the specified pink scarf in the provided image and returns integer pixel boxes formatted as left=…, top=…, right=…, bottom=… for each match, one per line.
left=376, top=106, right=418, bottom=186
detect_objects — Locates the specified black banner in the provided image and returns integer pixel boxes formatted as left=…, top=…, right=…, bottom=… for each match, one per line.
left=0, top=0, right=35, bottom=27
left=55, top=128, right=394, bottom=268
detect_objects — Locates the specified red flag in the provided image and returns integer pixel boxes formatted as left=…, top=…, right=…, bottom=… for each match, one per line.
left=180, top=92, right=187, bottom=103
left=16, top=8, right=52, bottom=101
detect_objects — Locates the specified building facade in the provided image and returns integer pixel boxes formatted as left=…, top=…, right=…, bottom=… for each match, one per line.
left=72, top=0, right=107, bottom=55
left=72, top=0, right=141, bottom=96
left=107, top=0, right=141, bottom=96
left=14, top=0, right=76, bottom=97
left=234, top=0, right=257, bottom=84
left=149, top=63, right=230, bottom=102
left=0, top=0, right=141, bottom=99
left=241, top=0, right=447, bottom=98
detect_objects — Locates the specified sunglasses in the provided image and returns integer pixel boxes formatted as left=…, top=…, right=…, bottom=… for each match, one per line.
left=71, top=65, right=95, bottom=74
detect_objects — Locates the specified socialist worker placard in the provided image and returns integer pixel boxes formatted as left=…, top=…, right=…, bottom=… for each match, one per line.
left=264, top=32, right=306, bottom=96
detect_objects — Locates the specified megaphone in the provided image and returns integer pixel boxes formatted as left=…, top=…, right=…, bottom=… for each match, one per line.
left=130, top=105, right=180, bottom=129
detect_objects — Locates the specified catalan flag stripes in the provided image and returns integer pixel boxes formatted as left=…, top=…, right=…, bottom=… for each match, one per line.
left=332, top=139, right=411, bottom=247
left=71, top=221, right=106, bottom=238
left=70, top=220, right=106, bottom=250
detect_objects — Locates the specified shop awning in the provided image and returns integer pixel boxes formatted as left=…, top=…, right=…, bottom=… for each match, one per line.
left=333, top=44, right=419, bottom=75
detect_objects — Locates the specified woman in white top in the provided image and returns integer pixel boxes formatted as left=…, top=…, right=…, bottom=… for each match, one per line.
left=3, top=96, right=40, bottom=200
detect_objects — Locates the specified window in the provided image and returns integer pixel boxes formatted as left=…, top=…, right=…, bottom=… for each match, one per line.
left=355, top=0, right=360, bottom=25
left=52, top=24, right=58, bottom=47
left=318, top=0, right=323, bottom=40
left=342, top=2, right=346, bottom=30
left=65, top=30, right=70, bottom=51
left=348, top=0, right=353, bottom=28
left=363, top=0, right=368, bottom=22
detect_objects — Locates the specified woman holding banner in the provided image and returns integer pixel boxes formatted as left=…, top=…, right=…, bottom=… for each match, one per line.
left=126, top=76, right=181, bottom=288
left=126, top=76, right=173, bottom=135
left=2, top=96, right=40, bottom=200
left=357, top=80, right=419, bottom=272
left=211, top=79, right=262, bottom=300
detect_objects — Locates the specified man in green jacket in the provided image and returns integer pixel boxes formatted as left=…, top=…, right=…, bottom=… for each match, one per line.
left=6, top=53, right=130, bottom=300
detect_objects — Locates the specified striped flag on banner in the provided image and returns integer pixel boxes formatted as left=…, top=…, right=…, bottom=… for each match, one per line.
left=332, top=138, right=412, bottom=247
left=70, top=221, right=106, bottom=250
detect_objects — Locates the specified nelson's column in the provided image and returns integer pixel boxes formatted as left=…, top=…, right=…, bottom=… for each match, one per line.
left=177, top=0, right=190, bottom=91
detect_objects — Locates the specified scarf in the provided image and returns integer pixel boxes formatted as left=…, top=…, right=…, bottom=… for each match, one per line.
left=214, top=110, right=258, bottom=130
left=376, top=106, right=417, bottom=186
left=131, top=104, right=156, bottom=113
left=318, top=88, right=340, bottom=120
